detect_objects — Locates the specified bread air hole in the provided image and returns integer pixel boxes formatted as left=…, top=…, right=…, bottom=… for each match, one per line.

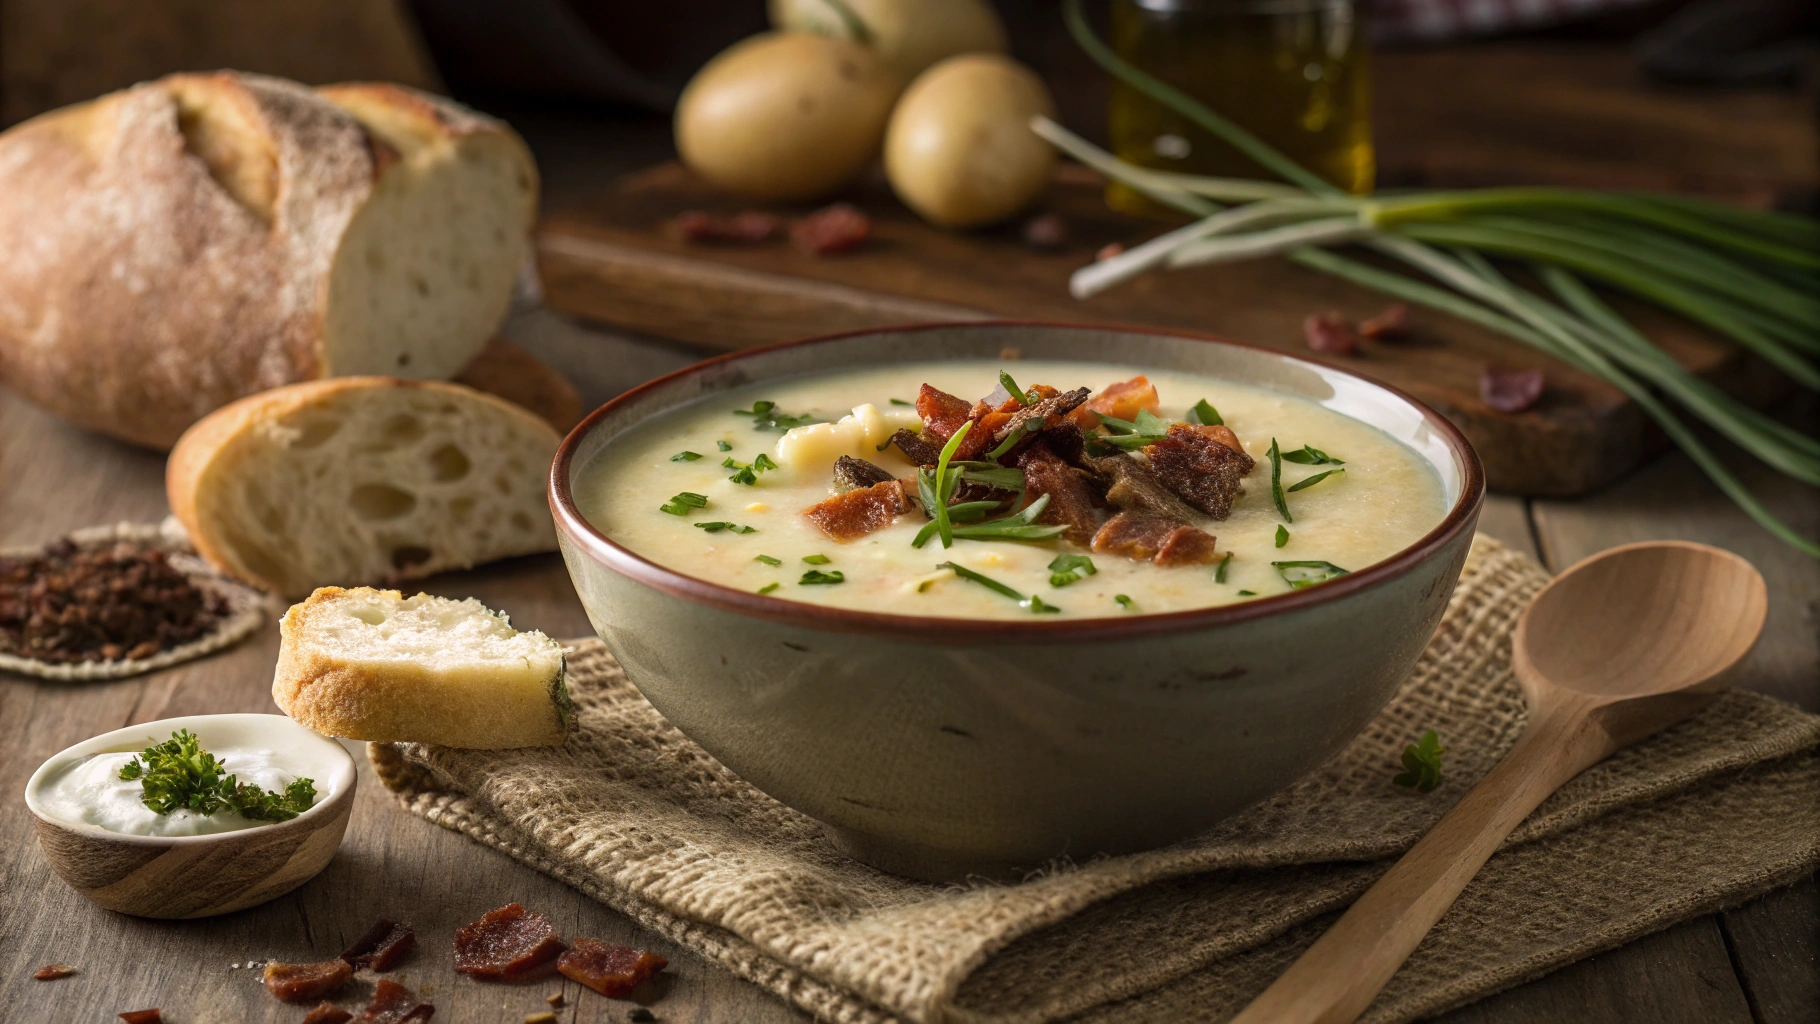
left=391, top=545, right=433, bottom=570
left=350, top=483, right=417, bottom=520
left=349, top=607, right=387, bottom=626
left=381, top=414, right=425, bottom=445
left=429, top=444, right=471, bottom=481
left=291, top=416, right=342, bottom=449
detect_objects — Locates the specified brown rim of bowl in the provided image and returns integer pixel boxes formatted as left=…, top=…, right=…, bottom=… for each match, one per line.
left=549, top=320, right=1486, bottom=642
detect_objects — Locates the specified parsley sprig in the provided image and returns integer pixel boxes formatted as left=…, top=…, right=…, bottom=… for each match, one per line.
left=117, top=729, right=316, bottom=821
left=1393, top=730, right=1447, bottom=792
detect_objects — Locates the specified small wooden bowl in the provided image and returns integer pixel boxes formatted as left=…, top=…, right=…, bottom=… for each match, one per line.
left=24, top=714, right=356, bottom=919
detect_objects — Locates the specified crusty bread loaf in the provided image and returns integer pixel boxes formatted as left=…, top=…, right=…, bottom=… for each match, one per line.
left=167, top=377, right=560, bottom=598
left=0, top=71, right=537, bottom=449
left=275, top=586, right=571, bottom=749
left=453, top=337, right=584, bottom=435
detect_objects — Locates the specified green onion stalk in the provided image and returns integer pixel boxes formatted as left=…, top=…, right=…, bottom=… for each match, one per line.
left=1046, top=0, right=1820, bottom=557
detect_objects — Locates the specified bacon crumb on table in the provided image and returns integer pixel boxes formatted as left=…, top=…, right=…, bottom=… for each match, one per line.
left=117, top=1011, right=161, bottom=1024
left=340, top=919, right=416, bottom=972
left=791, top=203, right=870, bottom=255
left=1359, top=302, right=1410, bottom=339
left=1480, top=367, right=1546, bottom=413
left=264, top=959, right=353, bottom=1003
left=672, top=210, right=779, bottom=244
left=33, top=963, right=77, bottom=980
left=556, top=938, right=668, bottom=998
left=303, top=1002, right=354, bottom=1024
left=1303, top=313, right=1361, bottom=355
left=454, top=903, right=567, bottom=981
left=353, top=979, right=433, bottom=1023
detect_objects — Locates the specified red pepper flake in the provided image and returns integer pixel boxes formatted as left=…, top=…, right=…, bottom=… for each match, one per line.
left=264, top=958, right=353, bottom=1003
left=352, top=978, right=432, bottom=1023
left=1303, top=313, right=1360, bottom=356
left=117, top=1011, right=161, bottom=1024
left=303, top=1002, right=355, bottom=1024
left=340, top=919, right=416, bottom=972
left=454, top=903, right=567, bottom=981
left=791, top=203, right=871, bottom=255
left=673, top=210, right=779, bottom=244
left=555, top=938, right=668, bottom=998
left=33, top=963, right=77, bottom=980
left=1480, top=367, right=1546, bottom=413
left=1022, top=213, right=1069, bottom=250
left=1094, top=241, right=1125, bottom=261
left=1359, top=302, right=1410, bottom=339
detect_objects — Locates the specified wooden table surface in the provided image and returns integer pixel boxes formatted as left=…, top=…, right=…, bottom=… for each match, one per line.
left=4, top=41, right=1818, bottom=1024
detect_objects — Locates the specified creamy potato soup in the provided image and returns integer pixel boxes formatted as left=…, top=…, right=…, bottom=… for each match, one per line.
left=576, top=361, right=1447, bottom=620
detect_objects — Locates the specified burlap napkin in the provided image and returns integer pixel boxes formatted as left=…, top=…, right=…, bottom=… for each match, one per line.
left=372, top=536, right=1820, bottom=1023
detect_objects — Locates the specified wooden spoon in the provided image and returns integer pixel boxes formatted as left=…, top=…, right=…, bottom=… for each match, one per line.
left=1229, top=540, right=1768, bottom=1024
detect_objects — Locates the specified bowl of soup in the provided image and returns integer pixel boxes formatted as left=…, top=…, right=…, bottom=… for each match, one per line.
left=551, top=322, right=1483, bottom=880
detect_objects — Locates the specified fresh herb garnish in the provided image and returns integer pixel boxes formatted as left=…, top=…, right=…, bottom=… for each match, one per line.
left=695, top=522, right=756, bottom=534
left=1267, top=438, right=1292, bottom=522
left=757, top=582, right=780, bottom=594
left=725, top=452, right=779, bottom=485
left=755, top=554, right=782, bottom=566
left=1275, top=524, right=1290, bottom=548
left=1393, top=730, right=1446, bottom=793
left=1098, top=414, right=1139, bottom=435
left=1115, top=594, right=1134, bottom=609
left=1273, top=560, right=1350, bottom=588
left=998, top=370, right=1036, bottom=406
left=734, top=400, right=819, bottom=432
left=951, top=462, right=1026, bottom=491
left=1048, top=553, right=1098, bottom=587
left=1132, top=409, right=1172, bottom=434
left=1186, top=399, right=1224, bottom=426
left=802, top=554, right=831, bottom=564
left=1091, top=409, right=1172, bottom=451
left=717, top=440, right=733, bottom=451
left=1236, top=589, right=1256, bottom=596
left=660, top=492, right=710, bottom=516
left=1287, top=467, right=1345, bottom=492
left=1024, top=594, right=1063, bottom=614
left=1282, top=444, right=1343, bottom=465
left=117, top=729, right=316, bottom=821
left=912, top=493, right=1068, bottom=547
left=671, top=451, right=703, bottom=462
left=983, top=420, right=1036, bottom=459
left=937, top=562, right=1062, bottom=615
left=889, top=398, right=912, bottom=406
left=799, top=569, right=845, bottom=585
left=918, top=422, right=974, bottom=548
left=1214, top=552, right=1232, bottom=583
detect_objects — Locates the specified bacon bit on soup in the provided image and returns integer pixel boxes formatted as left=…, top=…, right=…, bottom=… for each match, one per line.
left=1144, top=424, right=1256, bottom=520
left=1480, top=367, right=1546, bottom=413
left=353, top=978, right=434, bottom=1023
left=804, top=480, right=915, bottom=541
left=1192, top=423, right=1245, bottom=453
left=117, top=1012, right=161, bottom=1024
left=992, top=388, right=1091, bottom=450
left=887, top=428, right=943, bottom=467
left=1015, top=443, right=1101, bottom=546
left=792, top=203, right=871, bottom=255
left=33, top=964, right=77, bottom=980
left=673, top=210, right=779, bottom=244
left=555, top=938, right=669, bottom=997
left=1359, top=303, right=1410, bottom=339
left=1303, top=313, right=1360, bottom=355
left=916, top=384, right=975, bottom=445
left=1072, top=376, right=1160, bottom=428
left=455, top=904, right=566, bottom=981
left=1092, top=511, right=1222, bottom=566
left=303, top=1002, right=355, bottom=1024
left=264, top=959, right=353, bottom=1003
left=340, top=919, right=416, bottom=972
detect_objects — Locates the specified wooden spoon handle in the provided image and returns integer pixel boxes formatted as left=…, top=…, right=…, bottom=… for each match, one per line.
left=1228, top=706, right=1610, bottom=1024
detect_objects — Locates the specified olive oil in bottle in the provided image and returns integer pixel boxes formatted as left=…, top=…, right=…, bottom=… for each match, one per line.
left=1107, top=0, right=1373, bottom=215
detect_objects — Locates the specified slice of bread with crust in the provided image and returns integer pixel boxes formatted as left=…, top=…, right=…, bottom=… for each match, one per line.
left=275, top=587, right=571, bottom=749
left=168, top=377, right=560, bottom=598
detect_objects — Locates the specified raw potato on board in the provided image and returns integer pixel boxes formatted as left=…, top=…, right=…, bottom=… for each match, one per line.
left=768, top=0, right=1006, bottom=80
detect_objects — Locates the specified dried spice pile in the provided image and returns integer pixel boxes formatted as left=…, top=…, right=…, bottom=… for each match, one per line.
left=0, top=539, right=227, bottom=663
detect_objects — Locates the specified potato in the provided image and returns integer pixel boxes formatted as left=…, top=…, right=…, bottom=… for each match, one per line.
left=675, top=32, right=902, bottom=202
left=884, top=55, right=1057, bottom=229
left=768, top=0, right=1006, bottom=81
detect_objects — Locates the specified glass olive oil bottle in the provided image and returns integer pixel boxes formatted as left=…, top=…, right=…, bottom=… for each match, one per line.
left=1108, top=0, right=1373, bottom=215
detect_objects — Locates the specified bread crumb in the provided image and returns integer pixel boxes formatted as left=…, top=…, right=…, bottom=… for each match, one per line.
left=526, top=1013, right=558, bottom=1023
left=546, top=993, right=564, bottom=1007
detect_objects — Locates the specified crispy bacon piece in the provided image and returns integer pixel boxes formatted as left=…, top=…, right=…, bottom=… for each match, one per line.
left=117, top=1012, right=161, bottom=1024
left=455, top=904, right=566, bottom=981
left=832, top=455, right=895, bottom=493
left=1481, top=367, right=1546, bottom=413
left=1092, top=512, right=1221, bottom=566
left=1038, top=422, right=1088, bottom=464
left=1304, top=313, right=1360, bottom=355
left=1192, top=423, right=1245, bottom=452
left=264, top=959, right=353, bottom=1003
left=1071, top=375, right=1160, bottom=429
left=340, top=919, right=417, bottom=972
left=304, top=1002, right=355, bottom=1024
left=1143, top=424, right=1255, bottom=520
left=673, top=210, right=778, bottom=244
left=915, top=384, right=974, bottom=444
left=803, top=480, right=913, bottom=541
left=1016, top=443, right=1101, bottom=546
left=992, top=388, right=1091, bottom=452
left=555, top=938, right=669, bottom=997
left=792, top=203, right=871, bottom=255
left=33, top=964, right=77, bottom=980
left=353, top=978, right=433, bottom=1023
left=888, top=428, right=942, bottom=466
left=1359, top=303, right=1410, bottom=339
left=1086, top=452, right=1202, bottom=523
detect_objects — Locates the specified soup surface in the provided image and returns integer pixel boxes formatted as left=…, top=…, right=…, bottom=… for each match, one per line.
left=576, top=361, right=1447, bottom=620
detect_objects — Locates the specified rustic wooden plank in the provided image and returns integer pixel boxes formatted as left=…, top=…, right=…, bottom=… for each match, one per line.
left=1719, top=876, right=1820, bottom=1024
left=1473, top=496, right=1540, bottom=565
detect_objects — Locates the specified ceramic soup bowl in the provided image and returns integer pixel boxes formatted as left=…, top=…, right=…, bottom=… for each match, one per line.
left=551, top=323, right=1484, bottom=881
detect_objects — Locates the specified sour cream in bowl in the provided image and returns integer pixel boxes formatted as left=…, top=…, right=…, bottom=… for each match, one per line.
left=24, top=713, right=356, bottom=917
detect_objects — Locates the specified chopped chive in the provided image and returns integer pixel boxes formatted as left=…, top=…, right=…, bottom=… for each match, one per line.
left=923, top=421, right=974, bottom=547
left=1132, top=409, right=1172, bottom=435
left=799, top=569, right=845, bottom=585
left=1281, top=444, right=1342, bottom=465
left=734, top=400, right=818, bottom=432
left=1098, top=415, right=1139, bottom=435
left=660, top=492, right=709, bottom=516
left=802, top=554, right=831, bottom=565
left=1267, top=438, right=1292, bottom=522
left=755, top=554, right=782, bottom=566
left=757, top=582, right=780, bottom=594
left=1115, top=594, right=1134, bottom=609
left=671, top=451, right=703, bottom=462
left=1273, top=560, right=1350, bottom=588
left=999, top=370, right=1034, bottom=406
left=889, top=397, right=912, bottom=406
left=1214, top=551, right=1232, bottom=583
left=1187, top=399, right=1224, bottom=426
left=1275, top=524, right=1290, bottom=548
left=1048, top=553, right=1097, bottom=588
left=717, top=440, right=733, bottom=451
left=983, top=420, right=1032, bottom=459
left=1023, top=594, right=1063, bottom=614
left=917, top=578, right=935, bottom=592
left=1236, top=589, right=1257, bottom=596
left=696, top=522, right=756, bottom=534
left=953, top=462, right=1026, bottom=491
left=1287, top=468, right=1346, bottom=492
left=937, top=561, right=1058, bottom=613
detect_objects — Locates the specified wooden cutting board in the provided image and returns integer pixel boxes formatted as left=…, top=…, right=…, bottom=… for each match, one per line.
left=534, top=161, right=1785, bottom=497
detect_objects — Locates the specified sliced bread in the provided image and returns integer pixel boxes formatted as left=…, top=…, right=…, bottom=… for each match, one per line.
left=168, top=377, right=560, bottom=598
left=275, top=587, right=571, bottom=749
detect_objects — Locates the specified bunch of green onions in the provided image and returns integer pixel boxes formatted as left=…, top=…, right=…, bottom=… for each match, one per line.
left=1045, top=0, right=1820, bottom=557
